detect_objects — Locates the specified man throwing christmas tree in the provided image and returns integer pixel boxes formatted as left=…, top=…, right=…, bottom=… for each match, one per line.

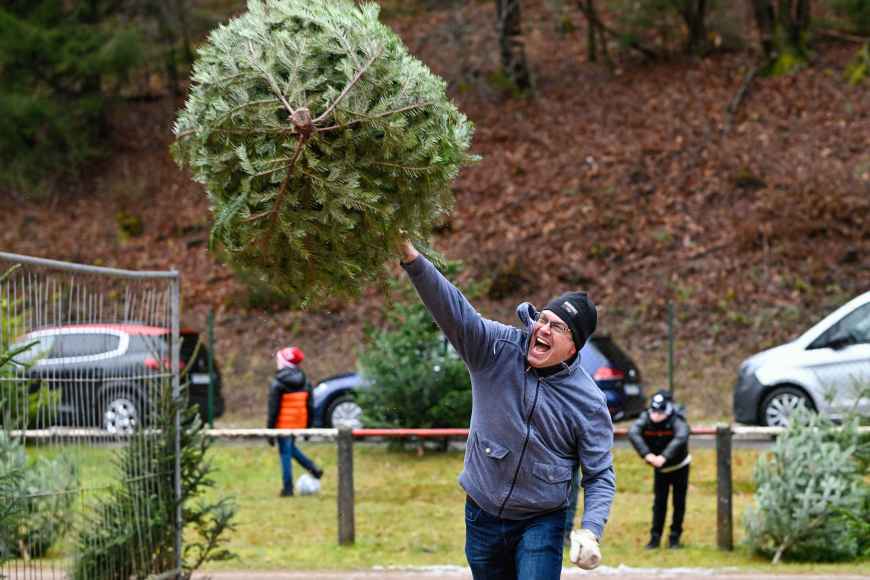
left=398, top=241, right=615, bottom=579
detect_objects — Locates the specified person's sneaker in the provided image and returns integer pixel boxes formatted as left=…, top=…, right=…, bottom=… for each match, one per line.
left=645, top=537, right=661, bottom=550
left=279, top=488, right=294, bottom=497
left=668, top=538, right=682, bottom=549
left=311, top=467, right=324, bottom=479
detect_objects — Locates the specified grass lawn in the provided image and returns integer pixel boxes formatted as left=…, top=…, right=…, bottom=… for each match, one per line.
left=198, top=441, right=869, bottom=574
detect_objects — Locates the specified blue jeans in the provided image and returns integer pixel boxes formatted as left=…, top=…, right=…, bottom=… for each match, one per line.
left=465, top=496, right=566, bottom=580
left=277, top=436, right=318, bottom=493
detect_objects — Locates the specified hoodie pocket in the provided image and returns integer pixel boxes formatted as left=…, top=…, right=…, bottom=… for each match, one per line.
left=521, top=461, right=574, bottom=512
left=477, top=437, right=509, bottom=460
left=465, top=434, right=513, bottom=507
left=531, top=462, right=573, bottom=485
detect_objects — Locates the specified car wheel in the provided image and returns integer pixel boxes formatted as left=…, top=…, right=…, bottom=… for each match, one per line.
left=760, top=386, right=813, bottom=427
left=101, top=390, right=142, bottom=434
left=327, top=395, right=363, bottom=429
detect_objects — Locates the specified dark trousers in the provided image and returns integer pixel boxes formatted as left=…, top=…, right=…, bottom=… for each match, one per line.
left=277, top=436, right=318, bottom=493
left=651, top=464, right=689, bottom=541
left=465, top=496, right=565, bottom=580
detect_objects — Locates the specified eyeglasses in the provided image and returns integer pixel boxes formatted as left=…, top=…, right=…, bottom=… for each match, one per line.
left=536, top=314, right=571, bottom=336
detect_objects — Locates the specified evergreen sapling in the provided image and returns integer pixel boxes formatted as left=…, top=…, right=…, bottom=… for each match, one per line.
left=744, top=405, right=867, bottom=563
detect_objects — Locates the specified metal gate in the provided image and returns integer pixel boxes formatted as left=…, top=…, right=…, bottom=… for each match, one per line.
left=0, top=252, right=182, bottom=579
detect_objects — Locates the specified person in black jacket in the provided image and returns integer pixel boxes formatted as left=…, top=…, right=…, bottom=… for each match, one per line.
left=267, top=346, right=323, bottom=497
left=628, top=390, right=691, bottom=549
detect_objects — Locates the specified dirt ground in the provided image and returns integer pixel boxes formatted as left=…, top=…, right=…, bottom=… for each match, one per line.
left=194, top=568, right=870, bottom=579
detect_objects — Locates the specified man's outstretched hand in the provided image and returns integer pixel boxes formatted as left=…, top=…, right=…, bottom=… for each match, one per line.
left=569, top=528, right=602, bottom=570
left=398, top=239, right=419, bottom=264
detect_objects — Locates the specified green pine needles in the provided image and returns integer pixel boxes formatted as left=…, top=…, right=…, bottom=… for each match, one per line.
left=172, top=0, right=476, bottom=307
left=744, top=405, right=869, bottom=563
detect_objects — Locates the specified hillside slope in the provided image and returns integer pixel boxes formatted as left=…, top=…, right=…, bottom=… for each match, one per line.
left=1, top=1, right=868, bottom=421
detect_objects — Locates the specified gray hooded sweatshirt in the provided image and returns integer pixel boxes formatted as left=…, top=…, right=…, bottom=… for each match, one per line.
left=403, top=255, right=616, bottom=538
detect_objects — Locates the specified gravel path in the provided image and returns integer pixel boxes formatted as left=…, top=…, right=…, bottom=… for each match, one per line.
left=194, top=566, right=870, bottom=579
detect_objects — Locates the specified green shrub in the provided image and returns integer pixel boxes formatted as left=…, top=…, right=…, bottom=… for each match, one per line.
left=356, top=262, right=475, bottom=429
left=844, top=43, right=869, bottom=85
left=744, top=402, right=869, bottom=563
left=0, top=432, right=79, bottom=561
left=0, top=2, right=143, bottom=195
left=831, top=0, right=870, bottom=34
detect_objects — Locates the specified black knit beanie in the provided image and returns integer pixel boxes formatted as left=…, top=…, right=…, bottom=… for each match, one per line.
left=543, top=292, right=597, bottom=350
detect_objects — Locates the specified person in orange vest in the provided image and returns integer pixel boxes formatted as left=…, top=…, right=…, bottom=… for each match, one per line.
left=267, top=346, right=323, bottom=497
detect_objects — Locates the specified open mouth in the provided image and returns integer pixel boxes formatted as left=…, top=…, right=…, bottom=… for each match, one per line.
left=531, top=336, right=551, bottom=357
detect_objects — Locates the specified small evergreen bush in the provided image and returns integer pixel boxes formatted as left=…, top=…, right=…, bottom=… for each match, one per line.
left=0, top=432, right=79, bottom=561
left=172, top=0, right=476, bottom=308
left=0, top=268, right=58, bottom=430
left=356, top=262, right=475, bottom=430
left=0, top=273, right=77, bottom=563
left=72, top=387, right=237, bottom=579
left=744, top=402, right=869, bottom=563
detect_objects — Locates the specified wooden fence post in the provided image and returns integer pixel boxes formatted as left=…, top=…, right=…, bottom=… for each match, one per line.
left=716, top=424, right=733, bottom=550
left=337, top=426, right=355, bottom=545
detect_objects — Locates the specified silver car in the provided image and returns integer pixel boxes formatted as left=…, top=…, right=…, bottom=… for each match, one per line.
left=733, top=291, right=870, bottom=426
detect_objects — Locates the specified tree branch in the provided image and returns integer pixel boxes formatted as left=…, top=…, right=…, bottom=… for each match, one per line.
left=313, top=47, right=383, bottom=124
left=723, top=64, right=760, bottom=134
left=265, top=137, right=308, bottom=239
left=816, top=28, right=870, bottom=44
left=317, top=101, right=433, bottom=132
left=247, top=40, right=297, bottom=117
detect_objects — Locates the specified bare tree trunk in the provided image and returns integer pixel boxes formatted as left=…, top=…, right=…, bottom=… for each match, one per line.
left=495, top=0, right=532, bottom=91
left=174, top=0, right=194, bottom=66
left=152, top=0, right=180, bottom=95
left=576, top=0, right=657, bottom=60
left=752, top=0, right=775, bottom=59
left=751, top=0, right=812, bottom=67
left=794, top=0, right=811, bottom=46
left=681, top=0, right=709, bottom=55
left=585, top=0, right=598, bottom=62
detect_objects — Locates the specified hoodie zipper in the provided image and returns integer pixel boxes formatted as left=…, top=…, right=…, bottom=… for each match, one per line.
left=498, top=366, right=540, bottom=518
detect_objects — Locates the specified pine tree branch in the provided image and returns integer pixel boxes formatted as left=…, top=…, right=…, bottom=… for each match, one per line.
left=262, top=137, right=308, bottom=237
left=318, top=101, right=433, bottom=132
left=211, top=127, right=298, bottom=137
left=247, top=40, right=297, bottom=116
left=250, top=154, right=302, bottom=178
left=313, top=47, right=384, bottom=124
left=176, top=99, right=287, bottom=139
left=372, top=161, right=440, bottom=172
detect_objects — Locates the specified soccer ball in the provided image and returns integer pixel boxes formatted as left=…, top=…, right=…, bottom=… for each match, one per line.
left=296, top=473, right=321, bottom=496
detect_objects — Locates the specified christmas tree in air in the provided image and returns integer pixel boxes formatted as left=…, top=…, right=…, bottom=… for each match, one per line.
left=172, top=0, right=476, bottom=307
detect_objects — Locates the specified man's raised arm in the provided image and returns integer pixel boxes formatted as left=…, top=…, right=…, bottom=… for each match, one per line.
left=398, top=240, right=500, bottom=371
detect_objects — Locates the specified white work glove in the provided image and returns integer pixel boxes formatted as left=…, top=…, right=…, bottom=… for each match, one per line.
left=569, top=528, right=602, bottom=570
